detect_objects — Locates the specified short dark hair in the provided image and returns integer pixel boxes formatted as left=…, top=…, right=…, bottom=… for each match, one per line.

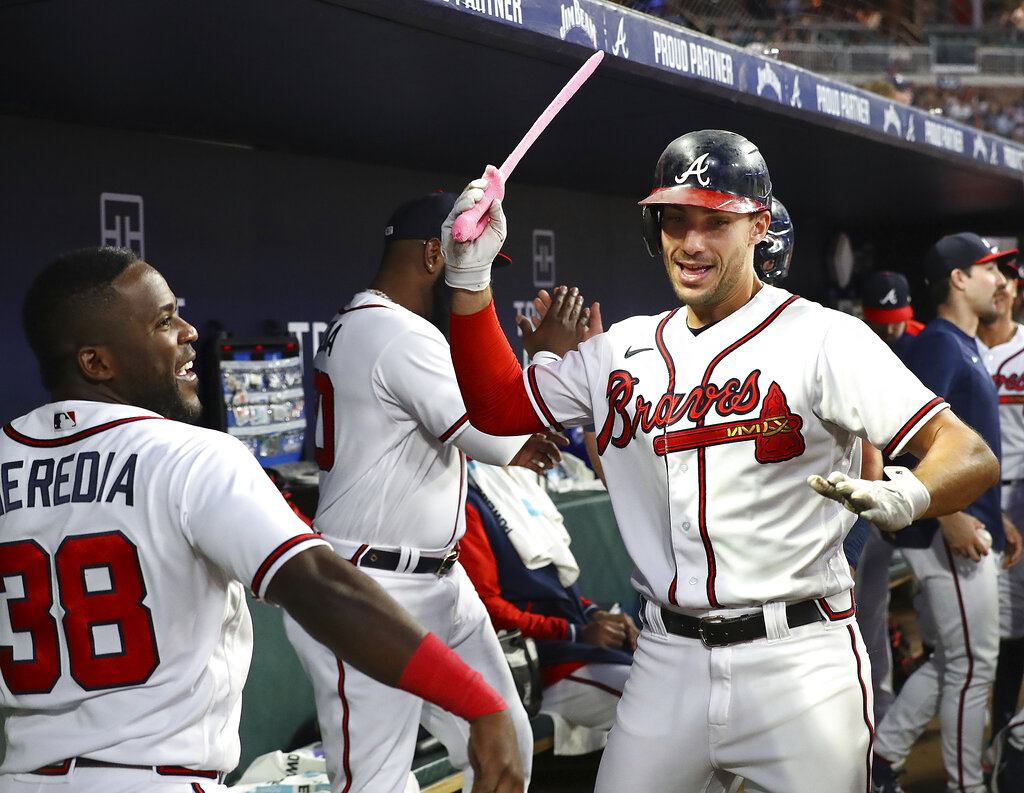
left=926, top=263, right=972, bottom=308
left=23, top=246, right=139, bottom=391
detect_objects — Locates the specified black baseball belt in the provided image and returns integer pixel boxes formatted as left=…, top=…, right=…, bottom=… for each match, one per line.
left=353, top=546, right=459, bottom=576
left=660, top=599, right=823, bottom=647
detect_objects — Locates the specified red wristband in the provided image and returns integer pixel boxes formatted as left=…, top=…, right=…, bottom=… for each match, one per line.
left=398, top=632, right=507, bottom=721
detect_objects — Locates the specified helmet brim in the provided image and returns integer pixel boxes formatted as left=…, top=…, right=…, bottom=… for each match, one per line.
left=638, top=185, right=769, bottom=214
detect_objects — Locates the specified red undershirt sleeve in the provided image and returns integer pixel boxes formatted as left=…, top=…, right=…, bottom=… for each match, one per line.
left=449, top=300, right=547, bottom=435
left=460, top=503, right=570, bottom=642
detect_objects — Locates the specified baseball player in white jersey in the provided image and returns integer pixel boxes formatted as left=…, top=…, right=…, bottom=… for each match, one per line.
left=975, top=255, right=1024, bottom=756
left=439, top=129, right=1000, bottom=792
left=283, top=193, right=560, bottom=793
left=0, top=247, right=524, bottom=793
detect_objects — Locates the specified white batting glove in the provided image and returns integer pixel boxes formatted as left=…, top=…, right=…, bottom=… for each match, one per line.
left=807, top=465, right=931, bottom=533
left=442, top=170, right=507, bottom=291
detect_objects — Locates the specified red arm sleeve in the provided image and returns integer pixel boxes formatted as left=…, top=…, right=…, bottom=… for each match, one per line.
left=460, top=503, right=569, bottom=642
left=449, top=300, right=546, bottom=435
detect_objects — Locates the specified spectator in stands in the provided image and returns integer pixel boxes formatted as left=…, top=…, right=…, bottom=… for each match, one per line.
left=460, top=461, right=638, bottom=755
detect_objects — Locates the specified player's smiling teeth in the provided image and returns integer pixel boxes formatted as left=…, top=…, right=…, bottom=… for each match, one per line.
left=176, top=361, right=194, bottom=376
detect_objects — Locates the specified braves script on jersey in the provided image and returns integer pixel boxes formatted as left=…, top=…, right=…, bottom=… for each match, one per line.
left=524, top=284, right=944, bottom=610
left=0, top=401, right=327, bottom=773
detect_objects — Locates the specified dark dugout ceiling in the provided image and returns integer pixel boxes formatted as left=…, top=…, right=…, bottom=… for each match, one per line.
left=1, top=0, right=1022, bottom=232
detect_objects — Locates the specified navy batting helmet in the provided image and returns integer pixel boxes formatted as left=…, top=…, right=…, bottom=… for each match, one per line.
left=639, top=130, right=772, bottom=256
left=754, top=196, right=794, bottom=283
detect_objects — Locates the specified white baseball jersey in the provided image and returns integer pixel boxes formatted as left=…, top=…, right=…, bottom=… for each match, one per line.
left=0, top=400, right=328, bottom=773
left=523, top=284, right=945, bottom=611
left=311, top=290, right=526, bottom=554
left=977, top=324, right=1024, bottom=482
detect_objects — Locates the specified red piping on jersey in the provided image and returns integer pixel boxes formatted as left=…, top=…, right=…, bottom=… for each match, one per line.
left=156, top=767, right=219, bottom=779
left=349, top=544, right=370, bottom=565
left=693, top=295, right=799, bottom=607
left=847, top=623, right=875, bottom=790
left=992, top=345, right=1024, bottom=381
left=883, top=397, right=945, bottom=458
left=444, top=450, right=467, bottom=548
left=655, top=310, right=683, bottom=605
left=250, top=533, right=323, bottom=596
left=817, top=594, right=856, bottom=621
left=439, top=414, right=469, bottom=443
left=527, top=364, right=563, bottom=430
left=335, top=659, right=355, bottom=793
left=944, top=540, right=975, bottom=791
left=191, top=785, right=205, bottom=793
left=3, top=416, right=163, bottom=447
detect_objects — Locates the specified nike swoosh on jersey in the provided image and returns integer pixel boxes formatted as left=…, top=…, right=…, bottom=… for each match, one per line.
left=624, top=347, right=654, bottom=358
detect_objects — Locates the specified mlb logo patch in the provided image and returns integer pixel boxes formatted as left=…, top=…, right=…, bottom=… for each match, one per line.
left=54, top=411, right=77, bottom=431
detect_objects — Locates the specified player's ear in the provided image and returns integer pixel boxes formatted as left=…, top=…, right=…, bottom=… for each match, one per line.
left=77, top=345, right=117, bottom=383
left=749, top=210, right=770, bottom=244
left=424, top=238, right=444, bottom=274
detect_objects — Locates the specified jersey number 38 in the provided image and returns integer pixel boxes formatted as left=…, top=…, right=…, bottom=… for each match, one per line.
left=1, top=531, right=158, bottom=695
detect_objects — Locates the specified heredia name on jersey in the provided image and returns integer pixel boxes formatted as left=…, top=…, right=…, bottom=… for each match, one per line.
left=596, top=369, right=805, bottom=464
left=0, top=451, right=137, bottom=514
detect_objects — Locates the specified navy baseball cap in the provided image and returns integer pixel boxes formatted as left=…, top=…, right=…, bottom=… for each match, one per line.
left=861, top=270, right=914, bottom=323
left=923, top=232, right=1020, bottom=285
left=384, top=192, right=457, bottom=243
left=384, top=191, right=511, bottom=266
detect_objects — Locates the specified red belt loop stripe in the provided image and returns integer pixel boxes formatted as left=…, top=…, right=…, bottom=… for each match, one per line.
left=29, top=758, right=221, bottom=781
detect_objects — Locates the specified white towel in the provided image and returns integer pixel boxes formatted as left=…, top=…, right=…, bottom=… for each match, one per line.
left=468, top=462, right=580, bottom=587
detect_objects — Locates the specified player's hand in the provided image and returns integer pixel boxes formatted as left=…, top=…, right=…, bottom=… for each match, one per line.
left=467, top=709, right=525, bottom=793
left=509, top=432, right=568, bottom=474
left=581, top=617, right=627, bottom=648
left=806, top=465, right=930, bottom=532
left=939, top=511, right=990, bottom=562
left=592, top=610, right=640, bottom=651
left=442, top=166, right=507, bottom=292
left=1004, top=514, right=1023, bottom=568
left=517, top=286, right=603, bottom=359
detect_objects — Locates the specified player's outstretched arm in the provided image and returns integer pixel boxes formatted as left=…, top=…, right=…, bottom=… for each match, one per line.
left=443, top=174, right=545, bottom=436
left=808, top=409, right=998, bottom=532
left=267, top=546, right=524, bottom=791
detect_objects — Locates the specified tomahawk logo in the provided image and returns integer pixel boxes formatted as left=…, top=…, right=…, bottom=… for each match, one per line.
left=675, top=153, right=711, bottom=187
left=54, top=411, right=77, bottom=431
left=880, top=288, right=898, bottom=305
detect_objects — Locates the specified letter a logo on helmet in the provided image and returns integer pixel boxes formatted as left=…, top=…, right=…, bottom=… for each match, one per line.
left=639, top=129, right=773, bottom=257
left=675, top=153, right=712, bottom=187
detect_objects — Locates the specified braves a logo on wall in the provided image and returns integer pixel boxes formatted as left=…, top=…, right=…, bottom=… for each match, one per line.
left=596, top=370, right=805, bottom=463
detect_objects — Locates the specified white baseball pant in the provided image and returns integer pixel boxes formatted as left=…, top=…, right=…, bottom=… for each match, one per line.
left=283, top=564, right=533, bottom=793
left=873, top=528, right=1000, bottom=793
left=594, top=600, right=873, bottom=793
